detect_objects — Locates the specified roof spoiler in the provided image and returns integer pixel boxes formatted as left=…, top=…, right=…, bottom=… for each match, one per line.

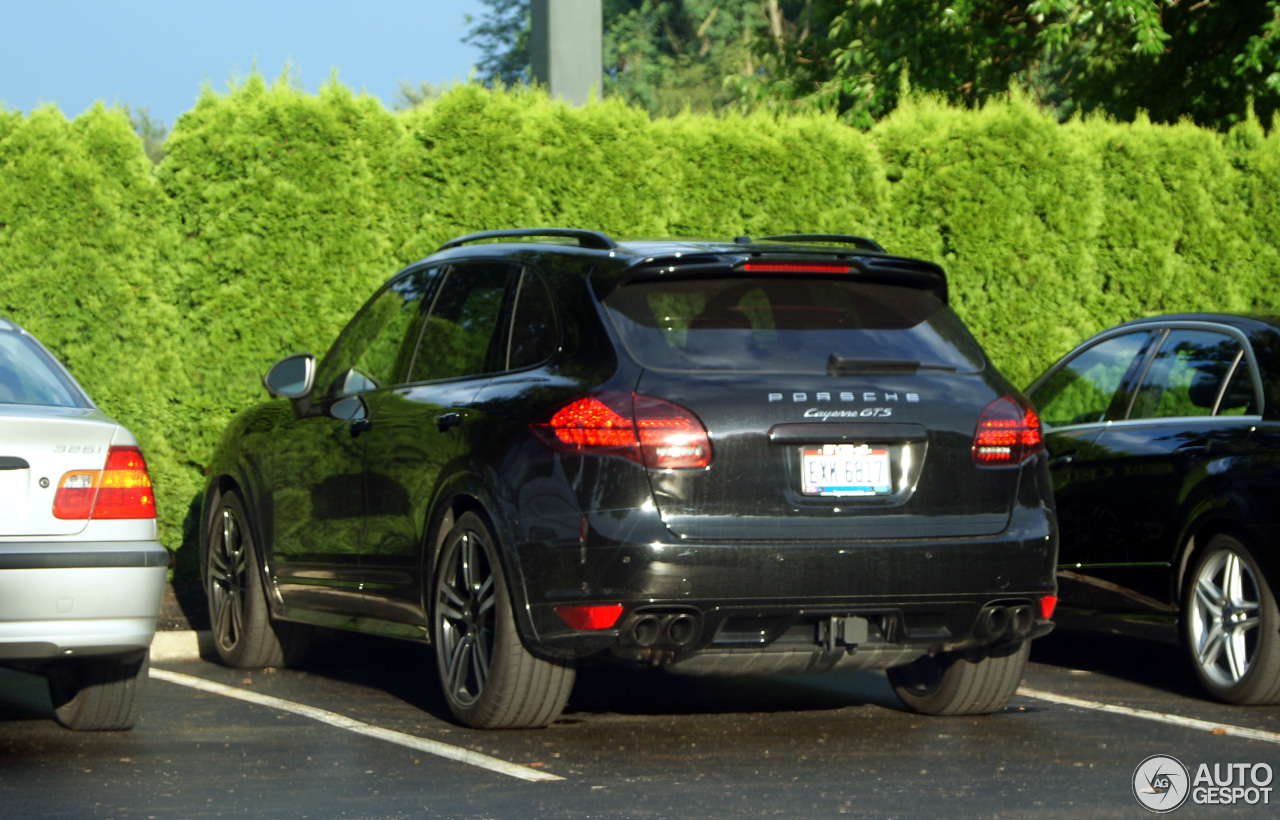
left=754, top=234, right=885, bottom=253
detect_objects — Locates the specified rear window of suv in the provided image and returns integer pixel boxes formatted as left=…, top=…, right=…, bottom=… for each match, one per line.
left=603, top=276, right=985, bottom=373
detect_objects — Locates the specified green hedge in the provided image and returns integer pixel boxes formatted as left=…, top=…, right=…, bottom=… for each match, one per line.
left=2, top=80, right=1279, bottom=571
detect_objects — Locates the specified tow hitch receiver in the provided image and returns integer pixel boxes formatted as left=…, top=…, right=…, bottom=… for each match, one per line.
left=819, top=616, right=871, bottom=652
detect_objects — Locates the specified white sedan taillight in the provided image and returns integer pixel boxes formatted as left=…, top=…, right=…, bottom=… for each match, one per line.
left=52, top=445, right=156, bottom=520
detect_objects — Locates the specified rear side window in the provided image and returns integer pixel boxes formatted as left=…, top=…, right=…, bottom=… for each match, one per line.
left=409, top=262, right=513, bottom=383
left=505, top=270, right=558, bottom=370
left=602, top=277, right=985, bottom=373
left=0, top=332, right=85, bottom=408
left=1130, top=329, right=1255, bottom=419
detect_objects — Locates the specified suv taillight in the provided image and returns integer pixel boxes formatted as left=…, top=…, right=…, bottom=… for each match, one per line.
left=972, top=395, right=1043, bottom=466
left=53, top=445, right=157, bottom=520
left=532, top=392, right=711, bottom=469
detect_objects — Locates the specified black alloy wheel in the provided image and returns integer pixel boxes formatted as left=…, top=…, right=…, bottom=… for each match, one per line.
left=432, top=511, right=575, bottom=728
left=206, top=491, right=299, bottom=668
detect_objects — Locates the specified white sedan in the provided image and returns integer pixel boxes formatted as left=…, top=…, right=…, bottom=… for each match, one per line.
left=0, top=317, right=167, bottom=730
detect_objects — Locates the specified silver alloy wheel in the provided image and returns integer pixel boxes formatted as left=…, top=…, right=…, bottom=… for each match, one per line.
left=208, top=507, right=248, bottom=653
left=436, top=528, right=497, bottom=708
left=1189, top=547, right=1263, bottom=688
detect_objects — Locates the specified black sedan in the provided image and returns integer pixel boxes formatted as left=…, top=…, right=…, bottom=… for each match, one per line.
left=1026, top=313, right=1280, bottom=705
left=201, top=228, right=1058, bottom=728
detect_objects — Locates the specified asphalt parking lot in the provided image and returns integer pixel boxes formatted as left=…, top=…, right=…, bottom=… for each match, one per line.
left=3, top=600, right=1279, bottom=819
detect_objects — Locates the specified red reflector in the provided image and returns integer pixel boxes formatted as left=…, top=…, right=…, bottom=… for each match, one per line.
left=54, top=446, right=156, bottom=521
left=972, top=395, right=1043, bottom=466
left=741, top=262, right=849, bottom=274
left=531, top=392, right=711, bottom=469
left=1039, top=595, right=1058, bottom=620
left=555, top=604, right=624, bottom=630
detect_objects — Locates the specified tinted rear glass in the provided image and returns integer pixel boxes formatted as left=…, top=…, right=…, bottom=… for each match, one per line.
left=0, top=332, right=86, bottom=408
left=603, top=277, right=985, bottom=373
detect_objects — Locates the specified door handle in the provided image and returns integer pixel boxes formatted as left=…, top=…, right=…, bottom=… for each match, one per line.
left=1174, top=442, right=1210, bottom=455
left=1048, top=454, right=1075, bottom=466
left=437, top=412, right=462, bottom=433
left=1174, top=441, right=1211, bottom=463
left=348, top=418, right=372, bottom=437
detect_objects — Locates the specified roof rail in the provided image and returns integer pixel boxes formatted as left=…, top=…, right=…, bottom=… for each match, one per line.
left=759, top=234, right=885, bottom=253
left=437, top=228, right=618, bottom=252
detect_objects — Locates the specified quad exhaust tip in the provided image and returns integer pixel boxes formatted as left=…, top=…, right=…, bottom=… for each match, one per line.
left=976, top=604, right=1035, bottom=640
left=623, top=611, right=702, bottom=648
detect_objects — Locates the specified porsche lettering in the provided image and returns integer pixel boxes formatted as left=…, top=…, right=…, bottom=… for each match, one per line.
left=768, top=392, right=920, bottom=403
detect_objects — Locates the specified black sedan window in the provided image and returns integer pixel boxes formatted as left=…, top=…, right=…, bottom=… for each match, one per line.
left=1130, top=329, right=1254, bottom=419
left=1030, top=331, right=1151, bottom=426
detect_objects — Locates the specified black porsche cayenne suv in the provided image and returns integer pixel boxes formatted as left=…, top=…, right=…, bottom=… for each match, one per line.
left=200, top=229, right=1058, bottom=728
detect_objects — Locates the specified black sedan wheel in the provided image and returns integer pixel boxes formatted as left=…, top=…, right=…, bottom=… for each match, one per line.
left=1183, top=534, right=1280, bottom=704
left=206, top=492, right=308, bottom=668
left=433, top=512, right=575, bottom=728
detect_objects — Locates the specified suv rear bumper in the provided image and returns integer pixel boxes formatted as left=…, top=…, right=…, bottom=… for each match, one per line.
left=514, top=506, right=1057, bottom=663
left=0, top=540, right=168, bottom=661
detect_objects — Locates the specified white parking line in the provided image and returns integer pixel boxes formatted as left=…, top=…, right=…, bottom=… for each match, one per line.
left=1019, top=687, right=1280, bottom=746
left=150, top=668, right=564, bottom=782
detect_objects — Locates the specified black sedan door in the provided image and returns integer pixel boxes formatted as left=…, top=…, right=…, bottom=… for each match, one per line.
left=1081, top=326, right=1261, bottom=608
left=1028, top=328, right=1156, bottom=595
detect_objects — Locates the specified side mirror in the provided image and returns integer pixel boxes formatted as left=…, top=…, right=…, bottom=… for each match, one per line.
left=329, top=395, right=369, bottom=422
left=264, top=354, right=315, bottom=398
left=337, top=368, right=379, bottom=396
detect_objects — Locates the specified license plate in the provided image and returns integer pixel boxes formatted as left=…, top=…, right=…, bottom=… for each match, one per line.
left=801, top=444, right=891, bottom=496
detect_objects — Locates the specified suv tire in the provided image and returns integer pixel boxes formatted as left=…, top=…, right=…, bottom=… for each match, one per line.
left=207, top=491, right=309, bottom=668
left=433, top=512, right=575, bottom=728
left=888, top=640, right=1029, bottom=715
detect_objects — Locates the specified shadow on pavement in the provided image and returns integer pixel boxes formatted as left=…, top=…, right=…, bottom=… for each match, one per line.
left=286, top=627, right=903, bottom=723
left=0, top=668, right=53, bottom=723
left=1030, top=629, right=1204, bottom=699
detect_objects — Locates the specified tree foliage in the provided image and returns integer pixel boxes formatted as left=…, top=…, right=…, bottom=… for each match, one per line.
left=125, top=104, right=167, bottom=164
left=392, top=80, right=444, bottom=111
left=463, top=0, right=532, bottom=87
left=749, top=1, right=1280, bottom=130
left=465, top=0, right=776, bottom=114
left=603, top=0, right=766, bottom=114
left=462, top=0, right=1280, bottom=129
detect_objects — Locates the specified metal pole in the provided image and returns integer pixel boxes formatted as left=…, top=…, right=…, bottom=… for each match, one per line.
left=530, top=0, right=602, bottom=106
